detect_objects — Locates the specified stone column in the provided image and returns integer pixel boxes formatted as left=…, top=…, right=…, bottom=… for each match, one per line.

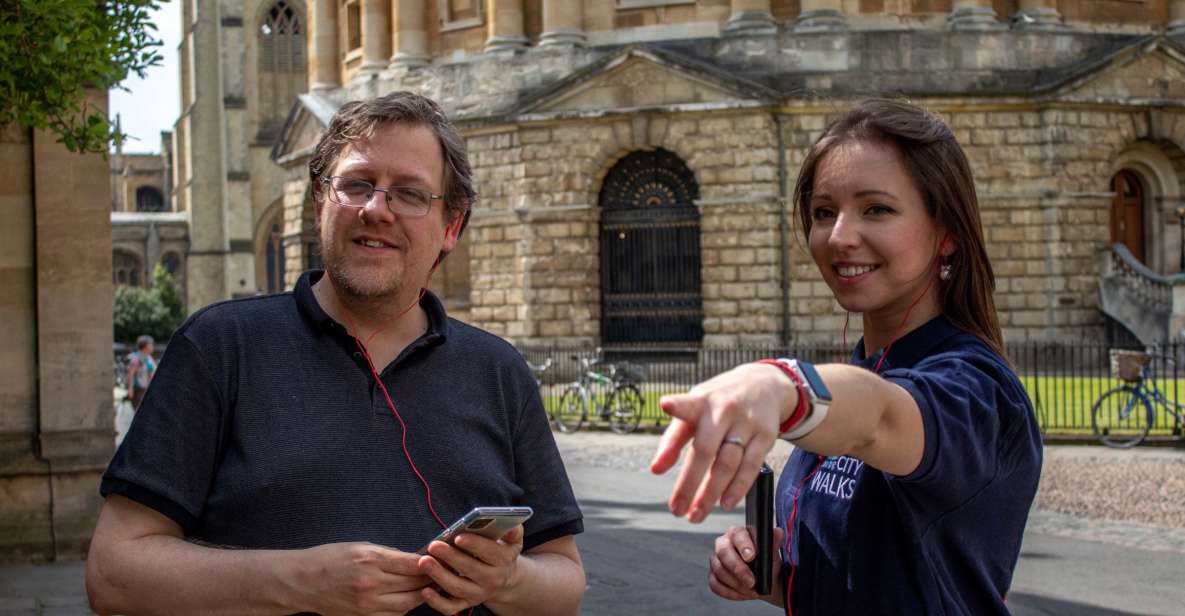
left=723, top=0, right=776, bottom=36
left=1171, top=0, right=1185, bottom=36
left=308, top=0, right=340, bottom=90
left=540, top=0, right=585, bottom=46
left=795, top=0, right=845, bottom=32
left=391, top=0, right=430, bottom=67
left=485, top=0, right=528, bottom=53
left=1012, top=0, right=1064, bottom=30
left=947, top=0, right=1003, bottom=30
left=360, top=0, right=391, bottom=73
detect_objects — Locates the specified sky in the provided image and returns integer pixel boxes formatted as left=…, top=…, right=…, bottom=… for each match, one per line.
left=109, top=1, right=182, bottom=154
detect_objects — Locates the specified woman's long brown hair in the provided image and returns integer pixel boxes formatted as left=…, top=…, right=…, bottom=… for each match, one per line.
left=793, top=99, right=1005, bottom=358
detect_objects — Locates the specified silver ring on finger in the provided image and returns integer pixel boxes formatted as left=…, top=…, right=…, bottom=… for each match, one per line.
left=722, top=435, right=746, bottom=449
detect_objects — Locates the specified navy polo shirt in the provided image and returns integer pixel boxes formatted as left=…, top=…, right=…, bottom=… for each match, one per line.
left=102, top=271, right=583, bottom=615
left=776, top=316, right=1042, bottom=615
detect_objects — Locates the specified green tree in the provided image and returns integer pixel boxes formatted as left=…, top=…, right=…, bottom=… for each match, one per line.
left=113, top=264, right=186, bottom=344
left=0, top=0, right=163, bottom=153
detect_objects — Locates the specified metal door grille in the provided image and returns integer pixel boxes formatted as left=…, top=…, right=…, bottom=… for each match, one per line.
left=599, top=149, right=703, bottom=346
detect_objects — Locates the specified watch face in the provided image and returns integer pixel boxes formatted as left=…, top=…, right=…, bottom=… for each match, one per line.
left=798, top=362, right=832, bottom=401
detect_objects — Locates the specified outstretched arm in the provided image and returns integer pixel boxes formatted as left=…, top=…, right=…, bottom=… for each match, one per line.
left=650, top=362, right=923, bottom=523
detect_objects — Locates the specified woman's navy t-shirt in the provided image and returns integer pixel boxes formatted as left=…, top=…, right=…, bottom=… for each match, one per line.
left=775, top=316, right=1042, bottom=615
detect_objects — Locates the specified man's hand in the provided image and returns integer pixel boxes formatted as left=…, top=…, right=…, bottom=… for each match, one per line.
left=288, top=542, right=430, bottom=616
left=417, top=525, right=525, bottom=613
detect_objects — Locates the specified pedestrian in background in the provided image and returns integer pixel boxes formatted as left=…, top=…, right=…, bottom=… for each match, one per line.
left=124, top=335, right=156, bottom=410
left=651, top=99, right=1042, bottom=614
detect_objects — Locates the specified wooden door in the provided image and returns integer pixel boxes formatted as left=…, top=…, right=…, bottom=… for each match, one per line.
left=1110, top=170, right=1145, bottom=262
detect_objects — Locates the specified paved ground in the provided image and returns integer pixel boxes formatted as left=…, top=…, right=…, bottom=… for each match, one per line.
left=3, top=431, right=1184, bottom=615
left=558, top=433, right=1185, bottom=616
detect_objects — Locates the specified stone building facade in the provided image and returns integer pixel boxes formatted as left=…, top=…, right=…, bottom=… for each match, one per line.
left=172, top=0, right=311, bottom=307
left=0, top=91, right=114, bottom=560
left=110, top=138, right=190, bottom=295
left=261, top=0, right=1185, bottom=348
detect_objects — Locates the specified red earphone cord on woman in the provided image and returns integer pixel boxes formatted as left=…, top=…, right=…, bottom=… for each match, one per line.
left=784, top=236, right=948, bottom=614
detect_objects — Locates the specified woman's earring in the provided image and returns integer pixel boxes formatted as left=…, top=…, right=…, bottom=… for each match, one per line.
left=939, top=259, right=953, bottom=281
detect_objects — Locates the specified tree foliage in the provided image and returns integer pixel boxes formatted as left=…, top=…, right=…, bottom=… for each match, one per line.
left=0, top=0, right=163, bottom=153
left=113, top=263, right=186, bottom=344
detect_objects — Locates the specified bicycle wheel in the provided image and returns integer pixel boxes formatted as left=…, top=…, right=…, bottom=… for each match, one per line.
left=555, top=386, right=587, bottom=433
left=607, top=385, right=643, bottom=434
left=1091, top=386, right=1153, bottom=448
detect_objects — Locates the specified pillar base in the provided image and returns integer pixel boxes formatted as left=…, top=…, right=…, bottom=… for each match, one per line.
left=793, top=10, right=845, bottom=33
left=722, top=11, right=778, bottom=37
left=1012, top=8, right=1066, bottom=31
left=309, top=81, right=340, bottom=92
left=484, top=36, right=529, bottom=53
left=389, top=52, right=430, bottom=69
left=539, top=28, right=586, bottom=47
left=947, top=7, right=1005, bottom=31
left=358, top=60, right=388, bottom=75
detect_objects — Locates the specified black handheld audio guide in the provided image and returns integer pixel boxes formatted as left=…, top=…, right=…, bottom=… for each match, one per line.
left=745, top=463, right=775, bottom=595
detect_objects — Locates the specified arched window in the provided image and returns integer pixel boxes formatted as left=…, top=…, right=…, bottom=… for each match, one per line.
left=160, top=251, right=185, bottom=296
left=160, top=252, right=181, bottom=276
left=136, top=186, right=165, bottom=212
left=265, top=221, right=285, bottom=293
left=598, top=149, right=703, bottom=347
left=113, top=251, right=143, bottom=287
left=258, top=1, right=306, bottom=139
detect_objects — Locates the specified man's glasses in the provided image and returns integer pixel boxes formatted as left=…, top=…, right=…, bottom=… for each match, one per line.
left=322, top=176, right=442, bottom=217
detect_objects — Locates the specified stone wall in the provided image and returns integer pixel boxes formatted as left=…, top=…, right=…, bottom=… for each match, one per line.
left=0, top=96, right=115, bottom=560
left=456, top=100, right=1185, bottom=347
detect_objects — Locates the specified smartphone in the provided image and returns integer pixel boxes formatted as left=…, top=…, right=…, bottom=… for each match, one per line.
left=745, top=464, right=774, bottom=595
left=417, top=506, right=534, bottom=555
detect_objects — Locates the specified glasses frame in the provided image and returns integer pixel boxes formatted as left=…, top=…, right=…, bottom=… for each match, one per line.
left=321, top=175, right=444, bottom=218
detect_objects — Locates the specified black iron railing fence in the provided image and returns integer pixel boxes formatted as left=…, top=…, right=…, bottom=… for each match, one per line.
left=519, top=342, right=1185, bottom=437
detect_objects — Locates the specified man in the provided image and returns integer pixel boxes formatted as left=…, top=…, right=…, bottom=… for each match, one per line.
left=87, top=92, right=586, bottom=615
left=124, top=334, right=156, bottom=409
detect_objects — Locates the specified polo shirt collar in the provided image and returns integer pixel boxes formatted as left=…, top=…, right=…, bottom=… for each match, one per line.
left=852, top=314, right=961, bottom=372
left=294, top=270, right=451, bottom=340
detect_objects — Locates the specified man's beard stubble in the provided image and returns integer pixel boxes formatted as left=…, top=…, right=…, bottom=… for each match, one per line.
left=319, top=238, right=407, bottom=302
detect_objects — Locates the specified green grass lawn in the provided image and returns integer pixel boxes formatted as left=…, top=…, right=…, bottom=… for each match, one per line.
left=1020, top=375, right=1185, bottom=435
left=544, top=377, right=1185, bottom=436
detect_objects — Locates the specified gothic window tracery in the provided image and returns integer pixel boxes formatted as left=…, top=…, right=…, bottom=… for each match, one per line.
left=258, top=1, right=307, bottom=140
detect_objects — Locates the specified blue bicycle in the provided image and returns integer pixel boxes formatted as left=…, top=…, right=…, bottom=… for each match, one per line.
left=1091, top=349, right=1185, bottom=448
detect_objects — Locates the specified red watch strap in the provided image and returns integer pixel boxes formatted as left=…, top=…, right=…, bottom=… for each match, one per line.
left=756, top=359, right=809, bottom=433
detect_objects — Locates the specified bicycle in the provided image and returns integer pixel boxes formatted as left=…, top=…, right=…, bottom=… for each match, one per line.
left=554, top=356, right=644, bottom=434
left=1091, top=349, right=1185, bottom=448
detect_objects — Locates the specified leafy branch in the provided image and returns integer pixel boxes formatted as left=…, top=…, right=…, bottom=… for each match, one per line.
left=0, top=0, right=164, bottom=153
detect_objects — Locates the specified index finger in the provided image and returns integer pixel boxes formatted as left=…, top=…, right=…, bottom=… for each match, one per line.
left=451, top=524, right=523, bottom=563
left=650, top=412, right=695, bottom=475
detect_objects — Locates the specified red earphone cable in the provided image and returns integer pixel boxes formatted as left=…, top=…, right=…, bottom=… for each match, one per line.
left=785, top=235, right=948, bottom=611
left=353, top=338, right=447, bottom=529
left=784, top=455, right=826, bottom=615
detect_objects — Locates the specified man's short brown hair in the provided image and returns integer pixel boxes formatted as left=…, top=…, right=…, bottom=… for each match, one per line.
left=308, top=91, right=476, bottom=233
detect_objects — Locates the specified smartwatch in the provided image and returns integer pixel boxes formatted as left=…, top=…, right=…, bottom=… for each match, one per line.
left=778, top=359, right=832, bottom=441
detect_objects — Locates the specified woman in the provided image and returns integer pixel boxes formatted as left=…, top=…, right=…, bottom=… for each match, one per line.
left=650, top=99, right=1042, bottom=614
